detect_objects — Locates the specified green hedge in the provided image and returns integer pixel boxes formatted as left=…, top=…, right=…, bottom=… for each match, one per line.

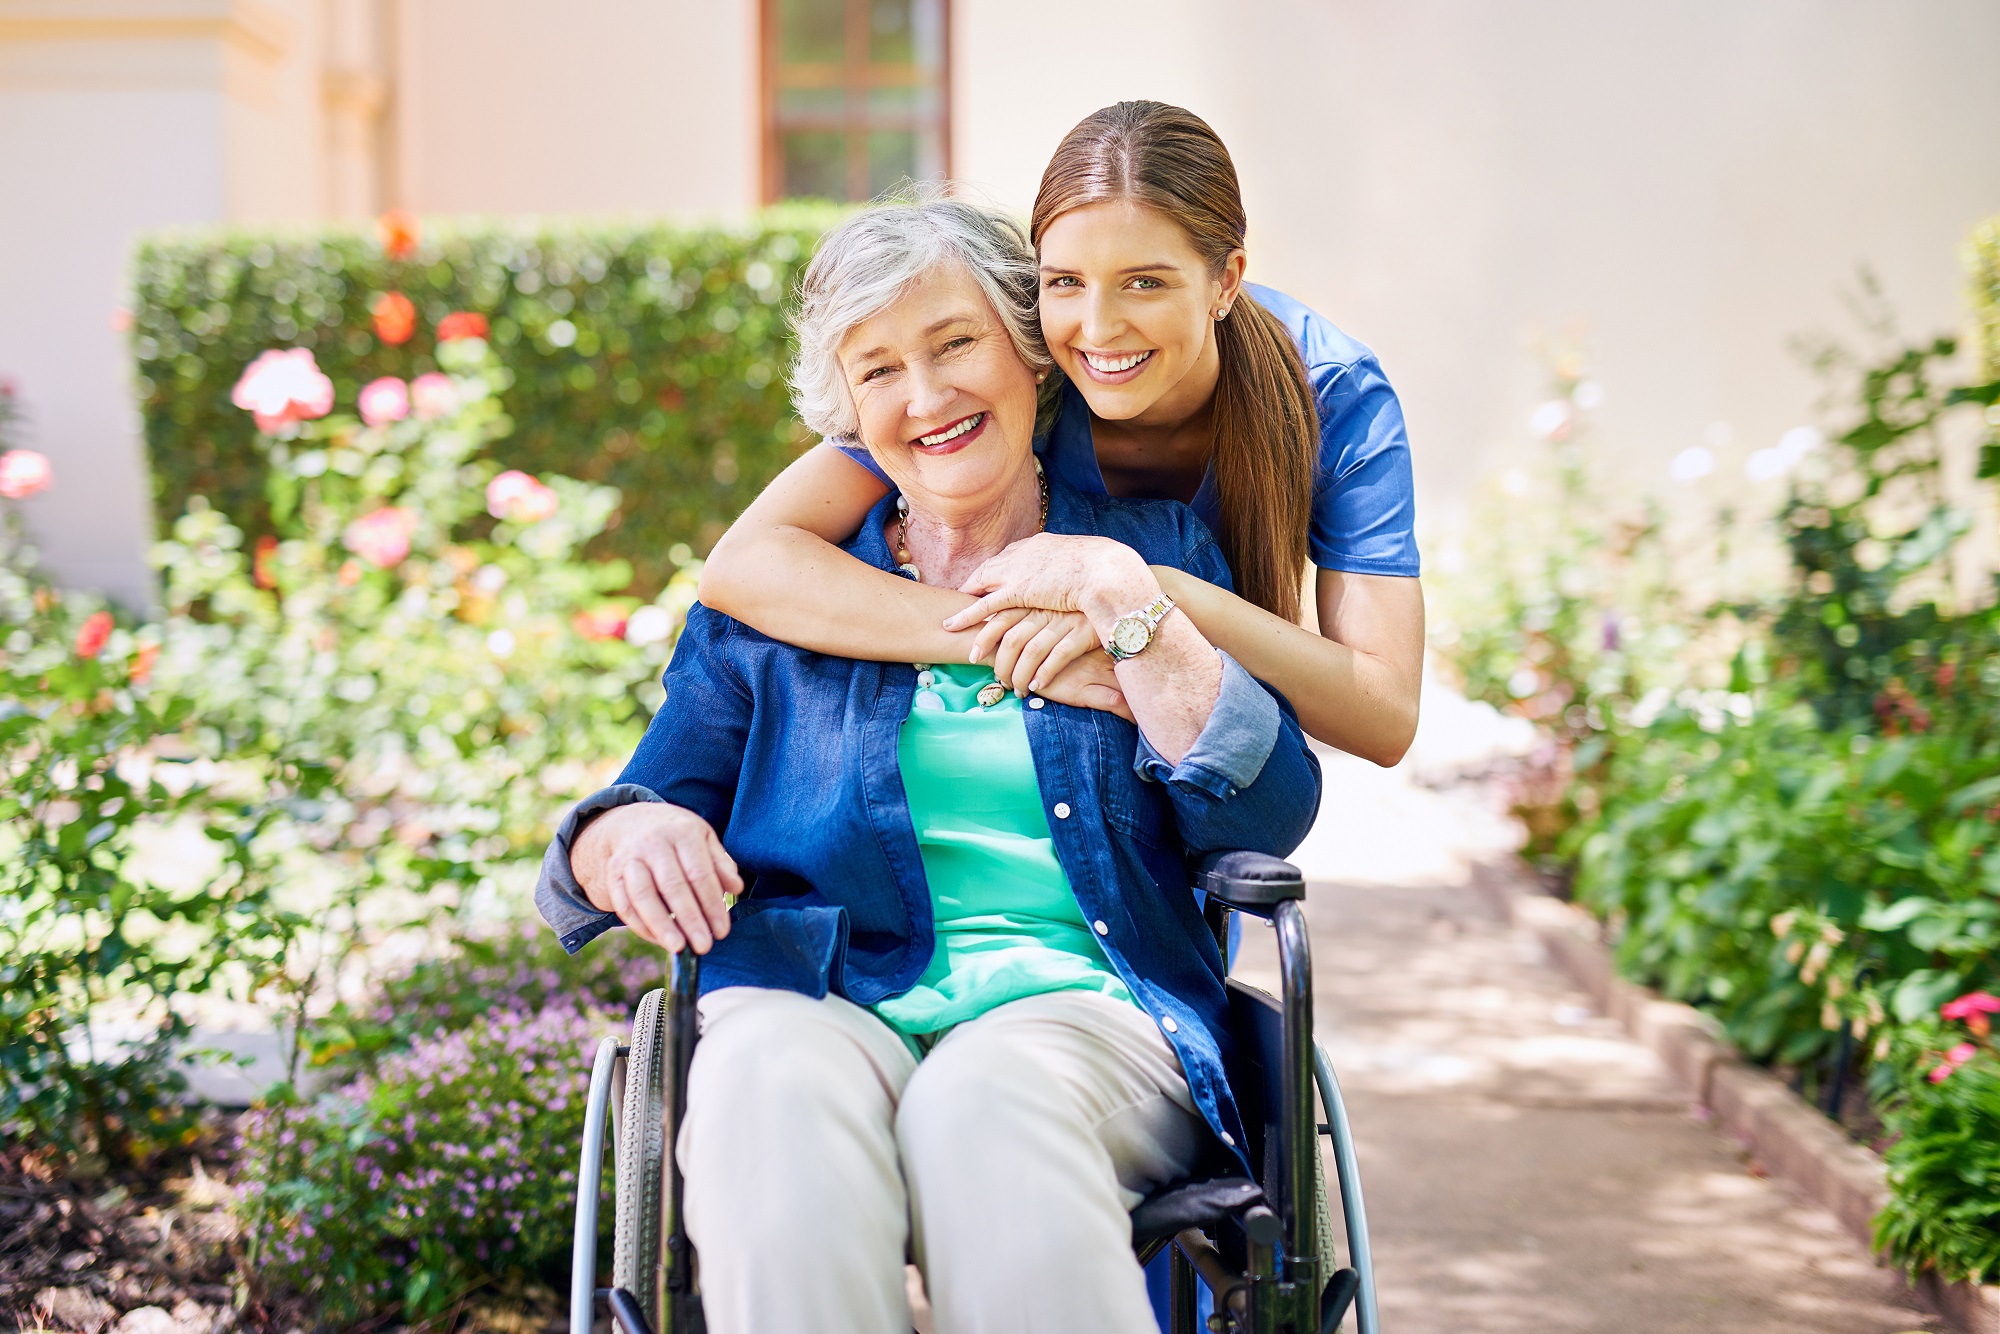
left=131, top=207, right=843, bottom=593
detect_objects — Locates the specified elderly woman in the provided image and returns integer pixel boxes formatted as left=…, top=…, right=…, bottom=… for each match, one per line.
left=536, top=196, right=1320, bottom=1334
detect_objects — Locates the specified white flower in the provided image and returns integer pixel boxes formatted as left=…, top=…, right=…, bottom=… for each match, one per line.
left=625, top=605, right=676, bottom=646
left=1745, top=448, right=1789, bottom=482
left=1670, top=447, right=1715, bottom=483
left=486, top=629, right=516, bottom=659
left=1529, top=400, right=1573, bottom=441
left=1777, top=426, right=1822, bottom=465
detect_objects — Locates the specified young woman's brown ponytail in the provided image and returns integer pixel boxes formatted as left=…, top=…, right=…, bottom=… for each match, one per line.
left=1031, top=101, right=1317, bottom=623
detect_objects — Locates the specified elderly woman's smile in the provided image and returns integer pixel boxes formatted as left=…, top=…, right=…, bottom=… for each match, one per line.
left=840, top=263, right=1042, bottom=537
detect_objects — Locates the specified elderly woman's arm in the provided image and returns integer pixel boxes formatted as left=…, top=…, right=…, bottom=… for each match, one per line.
left=536, top=606, right=753, bottom=955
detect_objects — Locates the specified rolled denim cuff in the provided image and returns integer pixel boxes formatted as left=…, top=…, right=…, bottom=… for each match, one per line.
left=1132, top=652, right=1281, bottom=799
left=535, top=782, right=666, bottom=954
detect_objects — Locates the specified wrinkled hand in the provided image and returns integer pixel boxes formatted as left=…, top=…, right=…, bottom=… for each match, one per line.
left=943, top=533, right=1152, bottom=631
left=969, top=607, right=1101, bottom=695
left=586, top=802, right=741, bottom=954
left=1033, top=647, right=1133, bottom=721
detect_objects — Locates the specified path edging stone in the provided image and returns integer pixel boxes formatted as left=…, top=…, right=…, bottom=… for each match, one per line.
left=1483, top=869, right=2000, bottom=1334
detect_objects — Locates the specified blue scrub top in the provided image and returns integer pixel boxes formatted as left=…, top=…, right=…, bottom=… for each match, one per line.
left=836, top=282, right=1420, bottom=579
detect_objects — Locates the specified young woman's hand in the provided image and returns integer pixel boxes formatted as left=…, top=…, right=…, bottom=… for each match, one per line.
left=575, top=802, right=742, bottom=954
left=946, top=533, right=1155, bottom=630
left=1031, top=647, right=1133, bottom=721
left=969, top=607, right=1101, bottom=695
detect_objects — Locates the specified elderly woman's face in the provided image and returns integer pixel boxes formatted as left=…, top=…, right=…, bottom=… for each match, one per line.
left=838, top=263, right=1039, bottom=514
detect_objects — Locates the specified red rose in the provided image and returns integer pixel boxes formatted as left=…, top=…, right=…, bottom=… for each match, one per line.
left=372, top=291, right=417, bottom=346
left=377, top=209, right=420, bottom=261
left=74, top=610, right=113, bottom=659
left=253, top=534, right=279, bottom=590
left=437, top=311, right=490, bottom=343
left=574, top=606, right=630, bottom=641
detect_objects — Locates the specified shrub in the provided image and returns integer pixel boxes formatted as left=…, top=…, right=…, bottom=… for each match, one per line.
left=131, top=207, right=842, bottom=595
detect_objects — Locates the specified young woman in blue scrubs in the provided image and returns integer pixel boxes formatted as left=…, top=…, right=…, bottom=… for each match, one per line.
left=700, top=100, right=1423, bottom=764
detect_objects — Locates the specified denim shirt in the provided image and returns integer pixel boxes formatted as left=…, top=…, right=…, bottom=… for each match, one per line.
left=535, top=474, right=1323, bottom=1170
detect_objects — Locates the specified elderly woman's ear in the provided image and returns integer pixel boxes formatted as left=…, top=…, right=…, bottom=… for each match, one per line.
left=573, top=802, right=741, bottom=954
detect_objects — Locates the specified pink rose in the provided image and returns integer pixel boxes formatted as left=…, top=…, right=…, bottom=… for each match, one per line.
left=1947, top=1042, right=1979, bottom=1065
left=1929, top=1063, right=1955, bottom=1084
left=343, top=506, right=418, bottom=568
left=0, top=449, right=53, bottom=499
left=231, top=348, right=335, bottom=432
left=410, top=373, right=458, bottom=421
left=74, top=610, right=113, bottom=659
left=1941, top=991, right=2000, bottom=1020
left=358, top=377, right=410, bottom=427
left=486, top=470, right=559, bottom=524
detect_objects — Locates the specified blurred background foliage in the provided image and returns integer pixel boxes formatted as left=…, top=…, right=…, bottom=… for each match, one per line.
left=132, top=206, right=842, bottom=596
left=1434, top=216, right=2000, bottom=1284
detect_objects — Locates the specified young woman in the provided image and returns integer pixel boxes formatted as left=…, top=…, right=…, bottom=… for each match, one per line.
left=700, top=101, right=1423, bottom=764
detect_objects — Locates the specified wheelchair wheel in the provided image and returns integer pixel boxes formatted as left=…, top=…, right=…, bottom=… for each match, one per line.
left=613, top=987, right=669, bottom=1326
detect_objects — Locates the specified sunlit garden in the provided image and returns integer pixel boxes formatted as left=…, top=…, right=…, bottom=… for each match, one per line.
left=5, top=200, right=2000, bottom=1329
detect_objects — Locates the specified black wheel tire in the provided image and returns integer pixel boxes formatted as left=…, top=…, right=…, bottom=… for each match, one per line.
left=613, top=988, right=669, bottom=1326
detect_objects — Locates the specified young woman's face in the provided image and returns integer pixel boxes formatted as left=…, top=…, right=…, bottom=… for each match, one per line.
left=1037, top=200, right=1242, bottom=427
left=838, top=263, right=1040, bottom=516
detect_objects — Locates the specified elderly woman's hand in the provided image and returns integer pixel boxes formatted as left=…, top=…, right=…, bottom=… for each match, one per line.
left=574, top=802, right=741, bottom=954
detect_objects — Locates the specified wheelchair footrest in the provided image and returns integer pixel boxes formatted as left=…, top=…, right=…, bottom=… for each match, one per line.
left=1130, top=1175, right=1265, bottom=1245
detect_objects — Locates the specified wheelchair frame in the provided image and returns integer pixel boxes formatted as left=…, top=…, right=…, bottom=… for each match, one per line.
left=569, top=852, right=1379, bottom=1334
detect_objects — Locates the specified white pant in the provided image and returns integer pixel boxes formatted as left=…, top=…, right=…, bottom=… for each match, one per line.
left=678, top=986, right=1205, bottom=1334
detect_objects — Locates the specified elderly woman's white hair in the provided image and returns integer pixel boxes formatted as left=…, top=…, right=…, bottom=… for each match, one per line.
left=790, top=189, right=1062, bottom=443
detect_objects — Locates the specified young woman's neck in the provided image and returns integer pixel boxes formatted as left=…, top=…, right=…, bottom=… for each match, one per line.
left=1090, top=331, right=1223, bottom=486
left=897, top=462, right=1042, bottom=591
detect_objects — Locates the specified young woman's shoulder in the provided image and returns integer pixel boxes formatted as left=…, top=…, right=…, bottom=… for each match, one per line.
left=1242, top=282, right=1388, bottom=388
left=1243, top=283, right=1421, bottom=578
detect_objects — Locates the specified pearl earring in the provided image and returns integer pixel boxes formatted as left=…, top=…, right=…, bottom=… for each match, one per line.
left=1213, top=307, right=1227, bottom=320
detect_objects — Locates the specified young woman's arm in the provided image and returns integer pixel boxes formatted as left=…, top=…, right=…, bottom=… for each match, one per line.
left=948, top=545, right=1425, bottom=765
left=698, top=445, right=968, bottom=662
left=697, top=446, right=1130, bottom=715
left=1151, top=566, right=1424, bottom=766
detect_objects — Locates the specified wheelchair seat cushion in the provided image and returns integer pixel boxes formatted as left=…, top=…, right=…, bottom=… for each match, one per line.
left=1130, top=1175, right=1265, bottom=1244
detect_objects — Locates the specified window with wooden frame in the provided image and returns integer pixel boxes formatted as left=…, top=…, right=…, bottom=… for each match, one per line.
left=762, top=0, right=950, bottom=203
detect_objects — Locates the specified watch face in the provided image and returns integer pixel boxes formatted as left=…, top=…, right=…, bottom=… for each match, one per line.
left=1111, top=617, right=1151, bottom=656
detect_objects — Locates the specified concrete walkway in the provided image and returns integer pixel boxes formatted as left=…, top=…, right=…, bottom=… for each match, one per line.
left=1228, top=709, right=1939, bottom=1334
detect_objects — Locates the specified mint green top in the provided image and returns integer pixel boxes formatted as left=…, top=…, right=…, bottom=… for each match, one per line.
left=872, top=663, right=1135, bottom=1040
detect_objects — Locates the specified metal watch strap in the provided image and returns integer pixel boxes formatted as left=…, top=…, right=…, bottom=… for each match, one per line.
left=1107, top=593, right=1176, bottom=661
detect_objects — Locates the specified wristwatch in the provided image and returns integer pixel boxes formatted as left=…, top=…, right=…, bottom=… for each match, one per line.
left=1106, top=593, right=1177, bottom=661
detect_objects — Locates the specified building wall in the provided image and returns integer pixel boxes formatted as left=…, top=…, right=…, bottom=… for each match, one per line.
left=391, top=0, right=758, bottom=217
left=0, top=0, right=326, bottom=606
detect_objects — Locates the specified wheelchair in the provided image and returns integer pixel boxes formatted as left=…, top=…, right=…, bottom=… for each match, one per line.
left=567, top=851, right=1380, bottom=1334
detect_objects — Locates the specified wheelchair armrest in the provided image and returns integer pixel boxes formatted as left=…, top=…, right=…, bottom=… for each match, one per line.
left=1197, top=850, right=1304, bottom=918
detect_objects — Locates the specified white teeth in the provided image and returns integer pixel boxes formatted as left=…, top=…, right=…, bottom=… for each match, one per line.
left=918, top=413, right=982, bottom=446
left=1084, top=350, right=1152, bottom=374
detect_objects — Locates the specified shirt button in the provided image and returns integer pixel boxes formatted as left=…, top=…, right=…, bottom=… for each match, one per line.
left=1160, top=1015, right=1179, bottom=1034
left=1053, top=802, right=1071, bottom=819
left=1219, top=1131, right=1235, bottom=1147
left=1093, top=919, right=1109, bottom=936
left=1028, top=697, right=1045, bottom=710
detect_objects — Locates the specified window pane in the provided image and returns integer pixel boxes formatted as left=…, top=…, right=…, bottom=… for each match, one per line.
left=779, top=0, right=845, bottom=65
left=780, top=86, right=848, bottom=121
left=866, top=84, right=936, bottom=120
left=784, top=131, right=850, bottom=200
left=869, top=0, right=913, bottom=63
left=867, top=129, right=918, bottom=196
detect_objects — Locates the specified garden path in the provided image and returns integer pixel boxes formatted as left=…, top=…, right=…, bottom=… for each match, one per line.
left=1227, top=688, right=1941, bottom=1334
